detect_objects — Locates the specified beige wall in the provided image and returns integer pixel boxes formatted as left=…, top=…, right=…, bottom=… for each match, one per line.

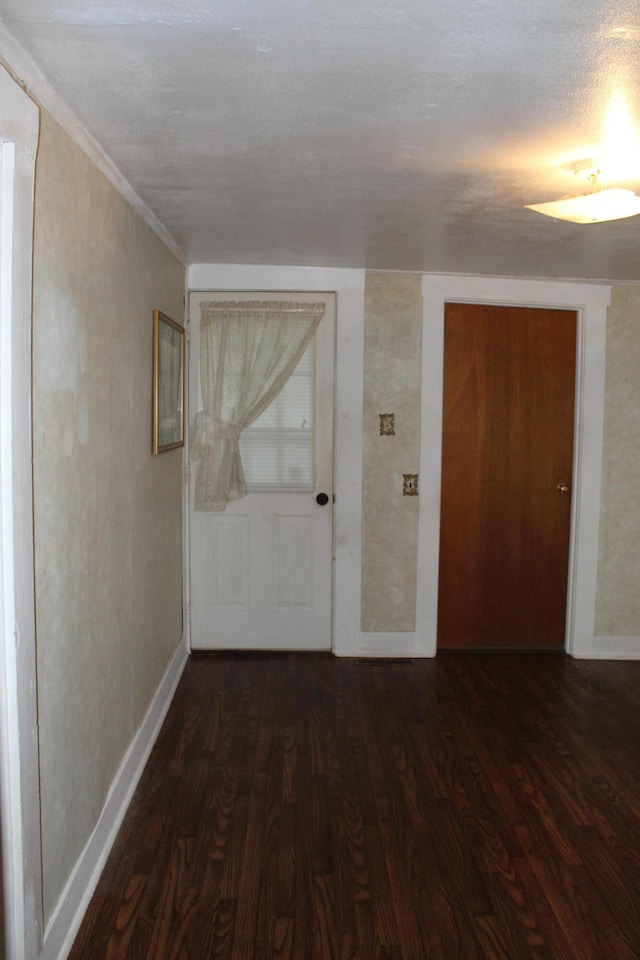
left=595, top=285, right=640, bottom=637
left=32, top=112, right=185, bottom=921
left=361, top=272, right=422, bottom=631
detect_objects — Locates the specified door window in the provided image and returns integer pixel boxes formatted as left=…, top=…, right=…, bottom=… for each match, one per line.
left=239, top=339, right=315, bottom=490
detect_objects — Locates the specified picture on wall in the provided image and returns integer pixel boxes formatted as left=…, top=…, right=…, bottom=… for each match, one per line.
left=153, top=309, right=185, bottom=454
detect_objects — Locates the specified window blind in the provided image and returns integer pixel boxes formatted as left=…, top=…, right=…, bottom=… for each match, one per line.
left=239, top=339, right=315, bottom=489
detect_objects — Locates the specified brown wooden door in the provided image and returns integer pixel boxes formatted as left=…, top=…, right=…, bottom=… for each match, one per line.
left=437, top=303, right=576, bottom=649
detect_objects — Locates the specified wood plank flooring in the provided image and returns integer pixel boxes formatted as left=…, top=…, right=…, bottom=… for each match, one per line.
left=69, top=652, right=640, bottom=959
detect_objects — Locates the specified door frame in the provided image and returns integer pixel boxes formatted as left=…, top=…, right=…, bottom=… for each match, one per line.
left=186, top=264, right=367, bottom=657
left=418, top=275, right=611, bottom=659
left=0, top=66, right=43, bottom=959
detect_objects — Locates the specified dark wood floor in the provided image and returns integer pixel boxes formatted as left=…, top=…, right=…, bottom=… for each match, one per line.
left=69, top=652, right=640, bottom=960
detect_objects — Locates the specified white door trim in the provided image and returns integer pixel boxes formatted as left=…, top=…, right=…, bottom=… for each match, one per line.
left=418, top=275, right=611, bottom=658
left=186, top=264, right=366, bottom=656
left=0, top=66, right=43, bottom=959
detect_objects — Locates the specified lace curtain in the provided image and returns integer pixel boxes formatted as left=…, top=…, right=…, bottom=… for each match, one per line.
left=191, top=300, right=325, bottom=511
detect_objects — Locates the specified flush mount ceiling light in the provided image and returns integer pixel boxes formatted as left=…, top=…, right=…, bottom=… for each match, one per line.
left=525, top=187, right=640, bottom=223
left=525, top=164, right=640, bottom=223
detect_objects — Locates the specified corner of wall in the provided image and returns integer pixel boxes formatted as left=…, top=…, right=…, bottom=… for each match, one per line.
left=42, top=645, right=187, bottom=960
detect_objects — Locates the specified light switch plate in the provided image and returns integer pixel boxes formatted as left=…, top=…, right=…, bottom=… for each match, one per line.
left=403, top=473, right=418, bottom=496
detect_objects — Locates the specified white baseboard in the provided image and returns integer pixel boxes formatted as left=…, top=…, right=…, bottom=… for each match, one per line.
left=573, top=636, right=640, bottom=660
left=336, top=634, right=640, bottom=660
left=334, top=632, right=435, bottom=658
left=43, top=640, right=189, bottom=960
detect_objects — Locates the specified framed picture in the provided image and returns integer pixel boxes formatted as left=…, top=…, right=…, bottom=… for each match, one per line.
left=153, top=309, right=185, bottom=454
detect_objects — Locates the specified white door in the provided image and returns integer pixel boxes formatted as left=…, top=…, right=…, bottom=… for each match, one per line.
left=188, top=291, right=335, bottom=651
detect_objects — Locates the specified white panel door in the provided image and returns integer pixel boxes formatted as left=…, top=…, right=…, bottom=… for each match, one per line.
left=188, top=291, right=335, bottom=650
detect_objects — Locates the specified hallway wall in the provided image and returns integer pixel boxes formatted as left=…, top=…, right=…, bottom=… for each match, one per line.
left=596, top=284, right=640, bottom=638
left=361, top=272, right=422, bottom=631
left=32, top=110, right=185, bottom=924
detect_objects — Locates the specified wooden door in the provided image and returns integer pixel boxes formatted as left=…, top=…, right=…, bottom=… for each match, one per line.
left=437, top=303, right=576, bottom=649
left=188, top=291, right=335, bottom=651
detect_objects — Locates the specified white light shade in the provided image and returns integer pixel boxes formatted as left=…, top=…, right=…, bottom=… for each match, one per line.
left=525, top=187, right=640, bottom=223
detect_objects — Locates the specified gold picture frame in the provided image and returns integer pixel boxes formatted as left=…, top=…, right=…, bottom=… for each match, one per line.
left=153, top=309, right=185, bottom=454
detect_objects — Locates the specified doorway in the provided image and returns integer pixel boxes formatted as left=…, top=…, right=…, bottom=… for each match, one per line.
left=416, top=275, right=609, bottom=659
left=0, top=66, right=43, bottom=960
left=437, top=302, right=576, bottom=649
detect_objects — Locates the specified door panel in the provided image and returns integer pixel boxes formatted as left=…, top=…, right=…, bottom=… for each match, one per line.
left=437, top=303, right=576, bottom=649
left=208, top=515, right=249, bottom=607
left=273, top=515, right=313, bottom=607
left=188, top=291, right=335, bottom=651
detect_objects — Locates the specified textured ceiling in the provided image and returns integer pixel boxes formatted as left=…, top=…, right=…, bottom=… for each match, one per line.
left=2, top=0, right=640, bottom=279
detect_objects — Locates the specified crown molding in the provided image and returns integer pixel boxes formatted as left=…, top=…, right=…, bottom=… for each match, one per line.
left=0, top=21, right=186, bottom=264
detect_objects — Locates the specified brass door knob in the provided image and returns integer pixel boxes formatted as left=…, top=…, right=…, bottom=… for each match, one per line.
left=556, top=482, right=570, bottom=495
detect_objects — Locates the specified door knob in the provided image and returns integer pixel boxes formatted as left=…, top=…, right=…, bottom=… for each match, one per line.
left=556, top=482, right=570, bottom=495
left=315, top=492, right=329, bottom=506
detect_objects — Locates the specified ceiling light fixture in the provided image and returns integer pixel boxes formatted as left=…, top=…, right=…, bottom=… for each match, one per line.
left=525, top=164, right=640, bottom=224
